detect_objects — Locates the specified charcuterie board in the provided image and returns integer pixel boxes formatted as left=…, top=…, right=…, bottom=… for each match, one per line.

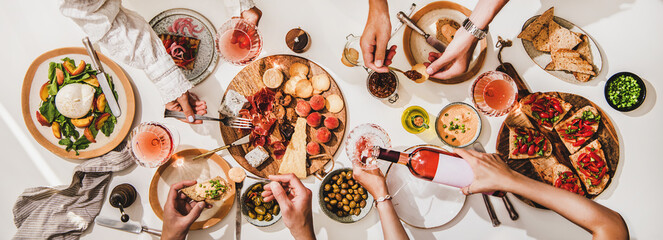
left=495, top=63, right=619, bottom=209
left=219, top=55, right=347, bottom=178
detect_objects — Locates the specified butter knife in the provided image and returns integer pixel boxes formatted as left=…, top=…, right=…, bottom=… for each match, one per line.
left=235, top=181, right=243, bottom=240
left=82, top=37, right=122, bottom=117
left=396, top=11, right=447, bottom=53
left=95, top=216, right=161, bottom=236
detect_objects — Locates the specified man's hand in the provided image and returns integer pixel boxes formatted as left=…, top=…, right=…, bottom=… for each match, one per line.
left=361, top=0, right=396, bottom=73
left=261, top=174, right=315, bottom=240
left=454, top=149, right=519, bottom=195
left=352, top=166, right=388, bottom=198
left=165, top=91, right=207, bottom=124
left=424, top=29, right=478, bottom=80
left=162, top=180, right=208, bottom=240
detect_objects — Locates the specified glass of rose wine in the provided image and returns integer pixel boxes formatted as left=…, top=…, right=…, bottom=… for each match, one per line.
left=345, top=124, right=392, bottom=170
left=215, top=18, right=262, bottom=65
left=470, top=71, right=518, bottom=117
left=127, top=122, right=179, bottom=168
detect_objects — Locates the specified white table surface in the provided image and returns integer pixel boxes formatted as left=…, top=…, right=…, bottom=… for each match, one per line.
left=2, top=0, right=662, bottom=239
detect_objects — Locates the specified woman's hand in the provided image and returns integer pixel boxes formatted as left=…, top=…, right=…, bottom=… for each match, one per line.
left=241, top=7, right=262, bottom=26
left=424, top=29, right=478, bottom=80
left=162, top=180, right=209, bottom=240
left=453, top=149, right=520, bottom=195
left=352, top=166, right=389, bottom=198
left=165, top=91, right=207, bottom=124
left=360, top=0, right=396, bottom=73
left=261, top=174, right=316, bottom=240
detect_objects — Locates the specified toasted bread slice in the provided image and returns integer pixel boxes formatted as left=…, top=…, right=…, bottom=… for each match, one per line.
left=533, top=25, right=551, bottom=52
left=159, top=34, right=200, bottom=70
left=572, top=35, right=594, bottom=81
left=573, top=72, right=591, bottom=82
left=518, top=7, right=554, bottom=41
left=569, top=140, right=610, bottom=195
left=508, top=127, right=553, bottom=159
left=548, top=20, right=582, bottom=51
left=436, top=18, right=460, bottom=45
left=551, top=163, right=585, bottom=196
left=555, top=106, right=601, bottom=154
left=550, top=49, right=596, bottom=75
left=530, top=156, right=559, bottom=182
left=180, top=176, right=230, bottom=204
left=520, top=93, right=573, bottom=131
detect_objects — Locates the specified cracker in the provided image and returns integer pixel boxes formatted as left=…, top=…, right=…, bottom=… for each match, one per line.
left=518, top=7, right=554, bottom=41
left=289, top=62, right=309, bottom=78
left=295, top=80, right=313, bottom=98
left=262, top=68, right=284, bottom=89
left=325, top=94, right=344, bottom=113
left=311, top=74, right=330, bottom=92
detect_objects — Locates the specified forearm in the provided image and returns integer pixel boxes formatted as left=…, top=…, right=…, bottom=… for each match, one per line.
left=376, top=200, right=409, bottom=240
left=468, top=0, right=509, bottom=29
left=289, top=217, right=316, bottom=240
left=506, top=174, right=628, bottom=239
left=368, top=0, right=389, bottom=16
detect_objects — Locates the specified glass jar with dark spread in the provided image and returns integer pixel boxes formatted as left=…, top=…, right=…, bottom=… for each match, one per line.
left=366, top=70, right=399, bottom=103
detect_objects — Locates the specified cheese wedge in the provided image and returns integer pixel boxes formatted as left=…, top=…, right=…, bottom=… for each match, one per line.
left=278, top=118, right=307, bottom=178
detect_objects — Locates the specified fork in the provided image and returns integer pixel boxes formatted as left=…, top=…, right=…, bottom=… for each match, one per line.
left=164, top=109, right=252, bottom=129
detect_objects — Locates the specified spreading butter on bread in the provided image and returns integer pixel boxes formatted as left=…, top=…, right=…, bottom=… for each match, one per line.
left=180, top=176, right=230, bottom=204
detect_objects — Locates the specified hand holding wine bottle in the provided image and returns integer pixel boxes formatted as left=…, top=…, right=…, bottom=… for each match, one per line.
left=351, top=166, right=389, bottom=198
left=453, top=149, right=519, bottom=195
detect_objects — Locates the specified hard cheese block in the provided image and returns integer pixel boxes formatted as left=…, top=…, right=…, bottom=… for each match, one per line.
left=278, top=118, right=307, bottom=178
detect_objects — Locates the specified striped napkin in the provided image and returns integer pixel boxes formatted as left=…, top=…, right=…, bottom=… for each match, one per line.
left=13, top=142, right=134, bottom=239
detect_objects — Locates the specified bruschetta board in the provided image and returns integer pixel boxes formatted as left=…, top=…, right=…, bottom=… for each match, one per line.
left=495, top=64, right=619, bottom=209
left=218, top=55, right=347, bottom=179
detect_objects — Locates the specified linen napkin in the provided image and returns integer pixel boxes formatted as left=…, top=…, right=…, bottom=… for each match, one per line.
left=13, top=141, right=134, bottom=240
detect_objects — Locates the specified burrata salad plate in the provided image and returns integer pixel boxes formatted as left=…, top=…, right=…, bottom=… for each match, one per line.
left=21, top=47, right=135, bottom=159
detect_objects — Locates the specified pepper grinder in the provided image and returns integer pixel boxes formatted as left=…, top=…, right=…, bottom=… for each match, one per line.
left=109, top=184, right=137, bottom=222
left=285, top=28, right=311, bottom=53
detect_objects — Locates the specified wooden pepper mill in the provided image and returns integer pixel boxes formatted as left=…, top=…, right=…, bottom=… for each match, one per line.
left=285, top=28, right=311, bottom=53
left=109, top=184, right=137, bottom=222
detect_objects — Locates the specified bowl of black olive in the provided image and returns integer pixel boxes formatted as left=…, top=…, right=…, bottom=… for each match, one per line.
left=242, top=182, right=281, bottom=227
left=319, top=168, right=373, bottom=223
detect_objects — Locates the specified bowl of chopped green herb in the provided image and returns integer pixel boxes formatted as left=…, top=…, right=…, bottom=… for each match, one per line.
left=605, top=72, right=646, bottom=112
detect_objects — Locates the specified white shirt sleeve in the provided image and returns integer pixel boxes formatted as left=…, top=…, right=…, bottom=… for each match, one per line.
left=59, top=0, right=193, bottom=103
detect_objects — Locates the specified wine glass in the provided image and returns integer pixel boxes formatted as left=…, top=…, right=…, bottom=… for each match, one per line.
left=470, top=71, right=518, bottom=117
left=345, top=124, right=392, bottom=170
left=127, top=122, right=179, bottom=168
left=215, top=18, right=262, bottom=65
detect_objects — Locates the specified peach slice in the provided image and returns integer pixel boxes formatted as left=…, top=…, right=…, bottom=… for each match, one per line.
left=96, top=93, right=107, bottom=112
left=56, top=68, right=64, bottom=85
left=84, top=127, right=96, bottom=143
left=71, top=115, right=94, bottom=128
left=95, top=113, right=110, bottom=130
left=36, top=111, right=51, bottom=126
left=39, top=82, right=50, bottom=101
left=83, top=75, right=100, bottom=87
left=52, top=122, right=61, bottom=139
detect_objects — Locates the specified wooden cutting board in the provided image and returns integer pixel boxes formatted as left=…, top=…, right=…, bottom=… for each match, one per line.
left=219, top=55, right=347, bottom=178
left=495, top=63, right=620, bottom=209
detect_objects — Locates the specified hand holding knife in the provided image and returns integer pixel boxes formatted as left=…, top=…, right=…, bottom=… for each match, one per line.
left=82, top=37, right=122, bottom=117
left=397, top=11, right=447, bottom=53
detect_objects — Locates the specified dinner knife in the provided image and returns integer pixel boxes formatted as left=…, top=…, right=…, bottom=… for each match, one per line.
left=192, top=134, right=251, bottom=161
left=235, top=181, right=243, bottom=240
left=82, top=37, right=122, bottom=117
left=396, top=11, right=447, bottom=53
left=95, top=216, right=161, bottom=236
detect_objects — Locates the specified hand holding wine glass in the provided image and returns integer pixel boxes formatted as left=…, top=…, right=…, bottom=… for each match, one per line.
left=351, top=166, right=389, bottom=198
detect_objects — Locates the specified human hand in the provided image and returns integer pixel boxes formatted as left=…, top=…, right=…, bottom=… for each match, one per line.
left=165, top=91, right=207, bottom=124
left=352, top=166, right=388, bottom=198
left=360, top=1, right=396, bottom=73
left=240, top=7, right=262, bottom=26
left=162, top=180, right=209, bottom=240
left=261, top=174, right=315, bottom=240
left=454, top=149, right=520, bottom=195
left=424, top=29, right=478, bottom=79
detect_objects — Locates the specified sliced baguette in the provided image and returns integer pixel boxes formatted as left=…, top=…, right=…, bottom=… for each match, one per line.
left=569, top=140, right=610, bottom=195
left=518, top=7, right=555, bottom=41
left=554, top=106, right=600, bottom=154
left=180, top=176, right=229, bottom=204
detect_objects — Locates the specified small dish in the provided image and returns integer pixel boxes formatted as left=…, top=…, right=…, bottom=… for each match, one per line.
left=604, top=72, right=646, bottom=112
left=241, top=181, right=282, bottom=227
left=401, top=106, right=430, bottom=134
left=318, top=168, right=374, bottom=223
left=435, top=102, right=482, bottom=148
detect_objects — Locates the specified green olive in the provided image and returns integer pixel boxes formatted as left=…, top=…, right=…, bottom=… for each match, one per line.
left=352, top=184, right=358, bottom=190
left=324, top=197, right=330, bottom=202
left=362, top=194, right=368, bottom=200
left=257, top=215, right=264, bottom=221
left=341, top=171, right=347, bottom=177
left=336, top=178, right=343, bottom=185
left=353, top=195, right=361, bottom=202
left=343, top=205, right=350, bottom=212
left=330, top=199, right=337, bottom=205
left=354, top=208, right=361, bottom=216
left=332, top=175, right=339, bottom=181
left=248, top=210, right=257, bottom=219
left=348, top=180, right=354, bottom=185
left=335, top=194, right=342, bottom=201
left=255, top=206, right=266, bottom=215
left=252, top=184, right=261, bottom=191
left=342, top=198, right=349, bottom=205
left=358, top=188, right=364, bottom=194
left=272, top=205, right=280, bottom=215
left=246, top=202, right=255, bottom=209
left=360, top=200, right=366, bottom=208
left=333, top=188, right=340, bottom=193
left=336, top=202, right=343, bottom=208
left=346, top=194, right=353, bottom=200
left=349, top=201, right=356, bottom=208
left=340, top=189, right=347, bottom=195
left=328, top=193, right=335, bottom=198
left=341, top=183, right=348, bottom=189
left=332, top=184, right=338, bottom=189
left=336, top=210, right=343, bottom=216
left=326, top=203, right=333, bottom=210
left=264, top=213, right=273, bottom=221
left=347, top=189, right=353, bottom=194
left=324, top=184, right=331, bottom=191
left=346, top=172, right=353, bottom=179
left=264, top=201, right=273, bottom=209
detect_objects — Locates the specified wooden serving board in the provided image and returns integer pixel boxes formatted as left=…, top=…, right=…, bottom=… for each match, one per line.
left=219, top=55, right=347, bottom=178
left=495, top=63, right=620, bottom=209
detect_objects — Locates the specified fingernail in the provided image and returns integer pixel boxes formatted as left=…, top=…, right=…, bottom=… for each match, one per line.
left=197, top=202, right=205, bottom=208
left=426, top=67, right=434, bottom=74
left=188, top=116, right=195, bottom=123
left=375, top=60, right=383, bottom=67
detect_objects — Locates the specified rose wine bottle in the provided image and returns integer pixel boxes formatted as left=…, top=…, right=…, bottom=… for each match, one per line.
left=366, top=146, right=504, bottom=196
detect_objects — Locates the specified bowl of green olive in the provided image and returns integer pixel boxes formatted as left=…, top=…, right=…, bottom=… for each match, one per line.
left=241, top=182, right=281, bottom=227
left=319, top=168, right=373, bottom=223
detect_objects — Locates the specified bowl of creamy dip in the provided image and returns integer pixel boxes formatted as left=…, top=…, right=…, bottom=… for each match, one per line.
left=435, top=102, right=482, bottom=148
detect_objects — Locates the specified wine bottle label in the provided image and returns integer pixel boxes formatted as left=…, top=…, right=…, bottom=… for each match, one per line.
left=431, top=154, right=475, bottom=188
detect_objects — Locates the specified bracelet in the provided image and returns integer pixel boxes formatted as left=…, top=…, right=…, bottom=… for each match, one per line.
left=374, top=195, right=392, bottom=207
left=462, top=18, right=488, bottom=40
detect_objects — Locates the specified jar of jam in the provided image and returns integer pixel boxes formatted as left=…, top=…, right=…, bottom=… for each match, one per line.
left=366, top=70, right=399, bottom=103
